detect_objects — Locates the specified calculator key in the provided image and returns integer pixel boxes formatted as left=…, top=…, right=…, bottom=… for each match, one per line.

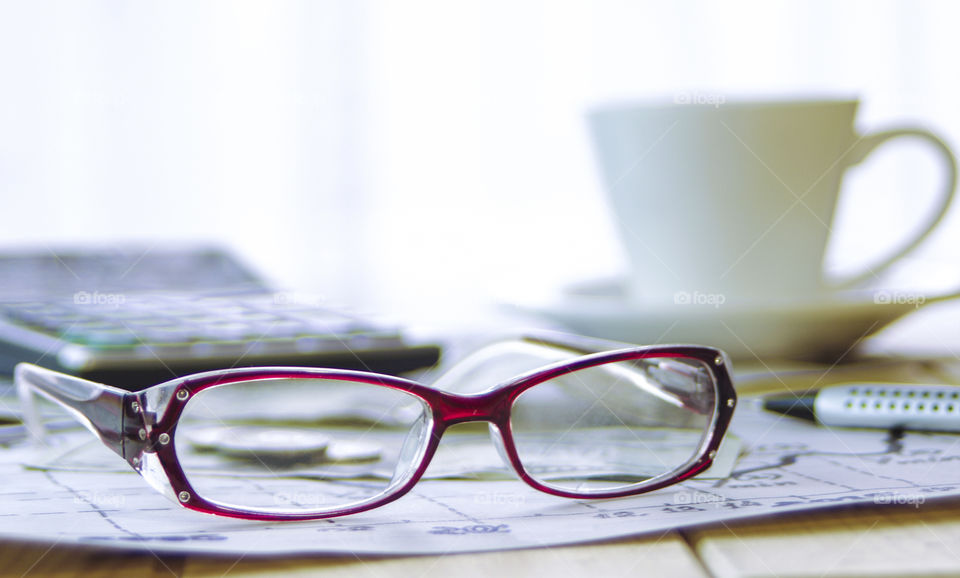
left=72, top=329, right=140, bottom=346
left=123, top=317, right=182, bottom=329
left=58, top=321, right=123, bottom=336
left=191, top=322, right=260, bottom=342
left=299, top=318, right=366, bottom=335
left=230, top=311, right=276, bottom=323
left=255, top=319, right=309, bottom=337
left=136, top=326, right=197, bottom=343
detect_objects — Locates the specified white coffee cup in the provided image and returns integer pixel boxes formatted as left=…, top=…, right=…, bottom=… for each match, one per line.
left=588, top=99, right=957, bottom=305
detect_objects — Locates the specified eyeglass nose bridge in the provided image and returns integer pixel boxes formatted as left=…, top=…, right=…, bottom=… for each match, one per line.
left=425, top=389, right=523, bottom=480
left=430, top=389, right=513, bottom=427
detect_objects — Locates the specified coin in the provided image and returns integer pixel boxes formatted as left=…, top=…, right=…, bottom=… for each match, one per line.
left=324, top=440, right=382, bottom=463
left=187, top=426, right=330, bottom=462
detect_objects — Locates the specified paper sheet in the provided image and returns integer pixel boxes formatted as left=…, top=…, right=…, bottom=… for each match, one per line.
left=2, top=401, right=960, bottom=556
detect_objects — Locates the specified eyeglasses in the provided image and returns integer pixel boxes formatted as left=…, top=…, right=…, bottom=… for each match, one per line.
left=15, top=334, right=736, bottom=521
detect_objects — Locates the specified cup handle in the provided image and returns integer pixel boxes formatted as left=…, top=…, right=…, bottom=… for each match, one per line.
left=835, top=127, right=958, bottom=289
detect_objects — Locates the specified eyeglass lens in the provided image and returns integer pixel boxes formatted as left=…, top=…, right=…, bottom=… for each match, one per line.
left=510, top=356, right=717, bottom=494
left=173, top=378, right=432, bottom=515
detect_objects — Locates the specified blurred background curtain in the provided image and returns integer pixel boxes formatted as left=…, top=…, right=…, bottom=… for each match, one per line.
left=1, top=0, right=958, bottom=327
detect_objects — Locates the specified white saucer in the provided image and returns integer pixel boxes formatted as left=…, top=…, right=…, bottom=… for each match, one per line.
left=519, top=279, right=951, bottom=361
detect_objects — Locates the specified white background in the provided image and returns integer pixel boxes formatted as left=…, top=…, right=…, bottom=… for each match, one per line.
left=1, top=0, right=958, bottom=329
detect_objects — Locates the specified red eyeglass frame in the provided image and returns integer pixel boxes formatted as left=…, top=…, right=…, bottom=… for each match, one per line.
left=16, top=340, right=736, bottom=521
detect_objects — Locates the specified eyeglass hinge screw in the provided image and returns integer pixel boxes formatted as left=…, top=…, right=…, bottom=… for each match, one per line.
left=158, top=433, right=171, bottom=445
left=130, top=401, right=140, bottom=413
left=178, top=491, right=191, bottom=503
left=727, top=398, right=735, bottom=408
left=714, top=355, right=724, bottom=366
left=708, top=450, right=717, bottom=460
left=138, top=428, right=147, bottom=440
left=176, top=389, right=189, bottom=401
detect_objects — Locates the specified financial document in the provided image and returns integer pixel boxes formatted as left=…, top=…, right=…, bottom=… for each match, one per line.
left=2, top=401, right=960, bottom=555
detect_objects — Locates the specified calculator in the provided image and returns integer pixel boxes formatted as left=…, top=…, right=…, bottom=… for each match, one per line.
left=0, top=246, right=441, bottom=389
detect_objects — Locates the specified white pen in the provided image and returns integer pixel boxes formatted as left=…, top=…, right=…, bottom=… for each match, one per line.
left=763, top=383, right=960, bottom=432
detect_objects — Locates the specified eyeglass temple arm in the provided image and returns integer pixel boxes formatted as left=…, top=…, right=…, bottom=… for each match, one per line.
left=521, top=331, right=720, bottom=415
left=520, top=331, right=637, bottom=355
left=15, top=363, right=129, bottom=459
